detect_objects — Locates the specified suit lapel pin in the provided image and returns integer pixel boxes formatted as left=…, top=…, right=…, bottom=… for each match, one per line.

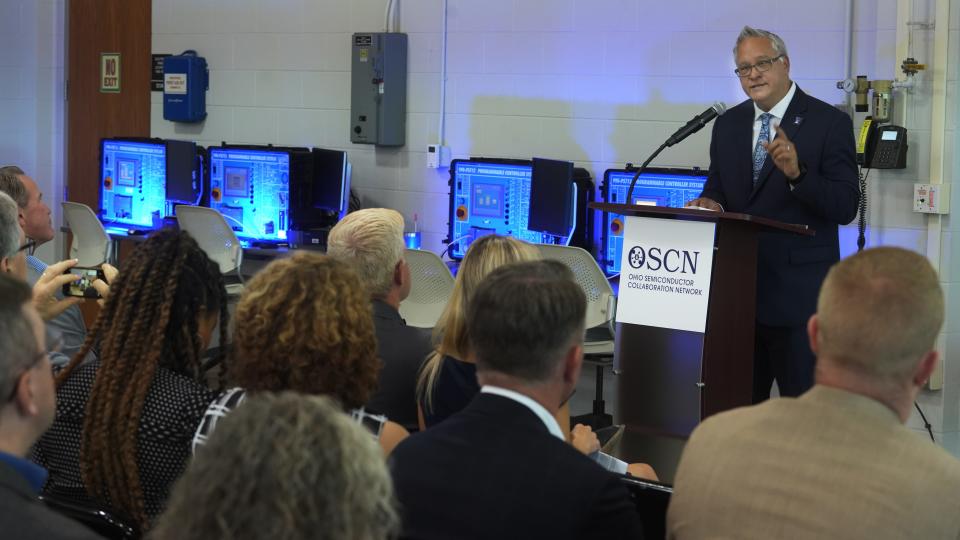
left=794, top=116, right=803, bottom=125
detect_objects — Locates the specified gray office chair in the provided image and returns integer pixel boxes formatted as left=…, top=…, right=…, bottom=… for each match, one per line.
left=399, top=248, right=455, bottom=329
left=175, top=205, right=244, bottom=296
left=536, top=244, right=616, bottom=428
left=61, top=201, right=112, bottom=266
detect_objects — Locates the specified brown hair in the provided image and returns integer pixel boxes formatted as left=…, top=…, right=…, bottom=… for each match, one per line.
left=469, top=260, right=586, bottom=382
left=57, top=229, right=228, bottom=529
left=230, top=252, right=380, bottom=409
left=0, top=165, right=27, bottom=208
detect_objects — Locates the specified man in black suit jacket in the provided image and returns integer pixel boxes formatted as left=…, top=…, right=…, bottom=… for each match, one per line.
left=687, top=26, right=859, bottom=401
left=328, top=208, right=431, bottom=432
left=390, top=260, right=643, bottom=540
left=0, top=274, right=100, bottom=539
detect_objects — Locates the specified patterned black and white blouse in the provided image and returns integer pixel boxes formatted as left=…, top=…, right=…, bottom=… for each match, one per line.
left=192, top=388, right=388, bottom=453
left=32, top=359, right=218, bottom=522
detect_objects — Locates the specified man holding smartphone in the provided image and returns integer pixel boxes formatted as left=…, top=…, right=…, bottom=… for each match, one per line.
left=0, top=192, right=88, bottom=325
left=0, top=166, right=109, bottom=363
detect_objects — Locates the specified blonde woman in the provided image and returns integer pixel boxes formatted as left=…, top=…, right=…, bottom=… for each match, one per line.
left=417, top=235, right=597, bottom=453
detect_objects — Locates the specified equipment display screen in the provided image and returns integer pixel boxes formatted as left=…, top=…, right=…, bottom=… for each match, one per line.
left=448, top=159, right=571, bottom=260
left=100, top=140, right=167, bottom=227
left=601, top=168, right=707, bottom=275
left=209, top=148, right=290, bottom=242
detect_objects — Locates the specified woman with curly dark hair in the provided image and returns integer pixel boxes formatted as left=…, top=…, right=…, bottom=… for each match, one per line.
left=33, top=229, right=229, bottom=530
left=194, top=251, right=408, bottom=455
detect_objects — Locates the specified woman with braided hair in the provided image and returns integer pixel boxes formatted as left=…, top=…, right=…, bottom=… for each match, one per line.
left=32, top=229, right=229, bottom=530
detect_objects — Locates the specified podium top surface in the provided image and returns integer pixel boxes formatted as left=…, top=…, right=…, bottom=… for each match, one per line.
left=589, top=202, right=814, bottom=236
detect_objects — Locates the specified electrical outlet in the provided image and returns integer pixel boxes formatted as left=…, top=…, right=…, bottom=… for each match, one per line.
left=913, top=183, right=951, bottom=214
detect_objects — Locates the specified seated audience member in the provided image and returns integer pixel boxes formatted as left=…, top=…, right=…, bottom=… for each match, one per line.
left=418, top=234, right=540, bottom=428
left=0, top=274, right=100, bottom=540
left=0, top=166, right=91, bottom=361
left=0, top=190, right=106, bottom=366
left=33, top=229, right=230, bottom=531
left=151, top=392, right=399, bottom=540
left=218, top=252, right=408, bottom=455
left=391, top=260, right=644, bottom=540
left=416, top=235, right=604, bottom=458
left=326, top=207, right=431, bottom=432
left=668, top=247, right=960, bottom=539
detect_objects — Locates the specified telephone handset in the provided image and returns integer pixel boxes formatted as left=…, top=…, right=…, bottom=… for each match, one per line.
left=857, top=117, right=907, bottom=169
left=856, top=117, right=877, bottom=165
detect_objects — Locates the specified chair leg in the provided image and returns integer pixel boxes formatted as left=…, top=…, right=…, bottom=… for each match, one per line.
left=593, top=363, right=606, bottom=416
left=571, top=360, right=614, bottom=430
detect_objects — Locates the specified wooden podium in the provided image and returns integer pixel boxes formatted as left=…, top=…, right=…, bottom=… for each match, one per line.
left=590, top=203, right=812, bottom=446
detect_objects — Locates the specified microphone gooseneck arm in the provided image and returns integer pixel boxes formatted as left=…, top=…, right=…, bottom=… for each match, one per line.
left=625, top=142, right=668, bottom=205
left=625, top=102, right=726, bottom=205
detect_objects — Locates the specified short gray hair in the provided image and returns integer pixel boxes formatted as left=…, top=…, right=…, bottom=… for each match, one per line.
left=817, top=247, right=944, bottom=382
left=0, top=273, right=37, bottom=401
left=469, top=260, right=586, bottom=383
left=151, top=392, right=400, bottom=540
left=734, top=26, right=789, bottom=58
left=0, top=192, right=21, bottom=260
left=326, top=208, right=405, bottom=299
left=0, top=166, right=27, bottom=209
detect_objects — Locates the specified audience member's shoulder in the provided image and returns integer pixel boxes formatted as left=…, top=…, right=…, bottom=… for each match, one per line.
left=0, top=496, right=103, bottom=540
left=895, top=424, right=960, bottom=477
left=691, top=399, right=780, bottom=438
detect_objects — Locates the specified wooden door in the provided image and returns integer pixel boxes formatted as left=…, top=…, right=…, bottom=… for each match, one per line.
left=66, top=0, right=151, bottom=209
left=66, top=0, right=150, bottom=324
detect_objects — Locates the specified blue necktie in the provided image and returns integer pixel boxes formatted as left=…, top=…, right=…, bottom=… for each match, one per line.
left=752, top=113, right=772, bottom=186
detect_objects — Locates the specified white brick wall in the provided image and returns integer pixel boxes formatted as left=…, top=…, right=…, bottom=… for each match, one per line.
left=151, top=0, right=880, bottom=255
left=0, top=0, right=65, bottom=264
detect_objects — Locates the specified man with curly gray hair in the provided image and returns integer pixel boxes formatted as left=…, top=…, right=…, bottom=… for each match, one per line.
left=151, top=392, right=400, bottom=539
left=328, top=208, right=431, bottom=431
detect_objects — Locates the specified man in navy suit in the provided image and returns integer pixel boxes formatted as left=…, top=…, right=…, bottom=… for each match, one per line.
left=687, top=27, right=859, bottom=401
left=389, top=260, right=643, bottom=540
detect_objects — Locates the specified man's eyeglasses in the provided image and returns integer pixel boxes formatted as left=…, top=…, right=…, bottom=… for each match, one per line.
left=17, top=239, right=36, bottom=253
left=734, top=55, right=784, bottom=78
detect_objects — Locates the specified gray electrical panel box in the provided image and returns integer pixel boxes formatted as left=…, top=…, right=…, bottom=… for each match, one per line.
left=351, top=33, right=407, bottom=147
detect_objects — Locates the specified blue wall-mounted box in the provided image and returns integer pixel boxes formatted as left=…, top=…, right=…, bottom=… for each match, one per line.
left=163, top=50, right=208, bottom=123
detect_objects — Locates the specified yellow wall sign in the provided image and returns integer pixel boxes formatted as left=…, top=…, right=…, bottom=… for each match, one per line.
left=100, top=53, right=121, bottom=93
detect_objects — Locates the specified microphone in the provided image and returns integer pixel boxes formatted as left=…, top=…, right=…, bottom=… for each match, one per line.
left=664, top=102, right=727, bottom=147
left=624, top=101, right=726, bottom=204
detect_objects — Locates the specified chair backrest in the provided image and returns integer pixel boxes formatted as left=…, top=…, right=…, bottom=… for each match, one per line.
left=620, top=475, right=672, bottom=540
left=61, top=202, right=111, bottom=266
left=399, top=248, right=455, bottom=328
left=39, top=492, right=140, bottom=539
left=535, top=244, right=615, bottom=330
left=175, top=205, right=243, bottom=275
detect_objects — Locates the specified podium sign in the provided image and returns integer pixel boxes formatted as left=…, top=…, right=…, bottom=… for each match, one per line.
left=616, top=216, right=716, bottom=332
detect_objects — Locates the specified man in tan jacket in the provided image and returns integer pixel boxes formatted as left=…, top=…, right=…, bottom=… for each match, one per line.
left=668, top=246, right=960, bottom=539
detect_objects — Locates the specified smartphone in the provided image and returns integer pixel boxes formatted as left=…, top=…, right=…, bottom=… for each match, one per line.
left=62, top=266, right=106, bottom=298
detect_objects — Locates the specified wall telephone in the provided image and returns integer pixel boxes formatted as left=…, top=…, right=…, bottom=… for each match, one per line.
left=857, top=117, right=907, bottom=169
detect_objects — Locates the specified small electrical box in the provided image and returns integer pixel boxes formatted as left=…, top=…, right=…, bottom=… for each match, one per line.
left=350, top=33, right=407, bottom=147
left=163, top=50, right=208, bottom=123
left=913, top=183, right=950, bottom=214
